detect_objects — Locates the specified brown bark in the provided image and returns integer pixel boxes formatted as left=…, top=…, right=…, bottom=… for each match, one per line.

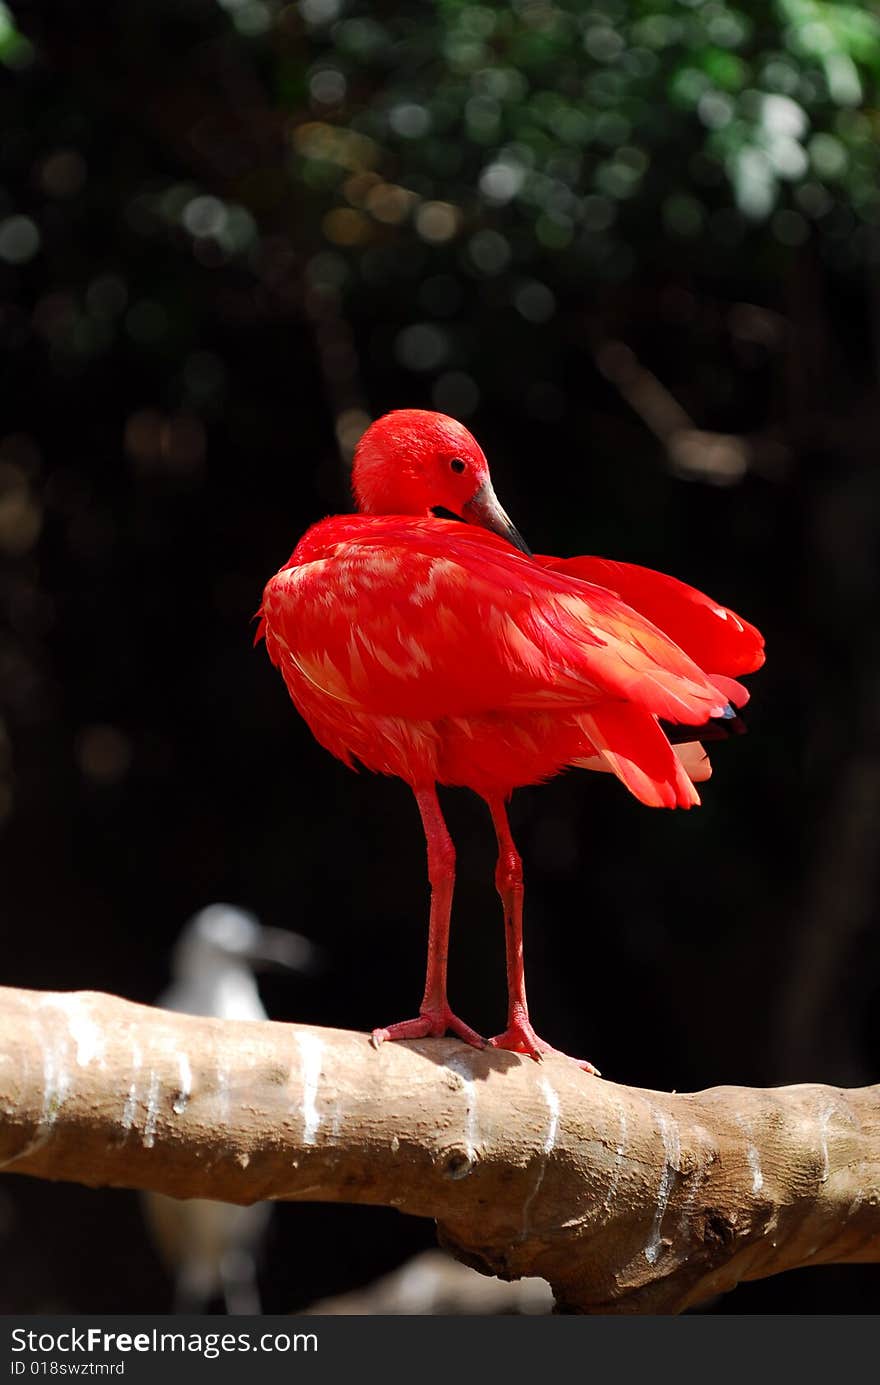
left=0, top=986, right=878, bottom=1313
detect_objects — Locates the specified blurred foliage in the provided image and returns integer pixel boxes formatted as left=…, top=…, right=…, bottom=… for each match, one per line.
left=6, top=0, right=880, bottom=397
left=0, top=2, right=34, bottom=68
left=291, top=0, right=880, bottom=292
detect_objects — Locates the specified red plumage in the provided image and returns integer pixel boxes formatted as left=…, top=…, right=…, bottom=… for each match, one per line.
left=257, top=410, right=764, bottom=1070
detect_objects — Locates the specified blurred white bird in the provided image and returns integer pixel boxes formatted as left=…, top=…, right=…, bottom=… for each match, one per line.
left=142, top=904, right=317, bottom=1315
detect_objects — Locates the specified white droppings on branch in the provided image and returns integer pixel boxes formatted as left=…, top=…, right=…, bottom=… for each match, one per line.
left=735, top=1115, right=764, bottom=1195
left=0, top=1013, right=71, bottom=1168
left=445, top=1051, right=479, bottom=1164
left=41, top=1031, right=71, bottom=1128
left=294, top=1030, right=324, bottom=1147
left=30, top=1007, right=73, bottom=1158
left=59, top=995, right=105, bottom=1069
left=540, top=1076, right=560, bottom=1155
left=519, top=1076, right=561, bottom=1239
left=143, top=1070, right=160, bottom=1149
left=121, top=1040, right=142, bottom=1132
left=748, top=1143, right=764, bottom=1194
left=645, top=1106, right=681, bottom=1265
left=173, top=1052, right=192, bottom=1117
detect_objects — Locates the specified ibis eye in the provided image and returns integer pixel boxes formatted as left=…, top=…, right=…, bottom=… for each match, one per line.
left=449, top=458, right=466, bottom=474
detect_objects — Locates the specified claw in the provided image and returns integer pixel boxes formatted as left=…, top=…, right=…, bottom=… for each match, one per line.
left=371, top=1008, right=487, bottom=1051
left=488, top=1022, right=599, bottom=1075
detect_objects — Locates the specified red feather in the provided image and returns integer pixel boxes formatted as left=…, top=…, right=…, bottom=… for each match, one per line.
left=536, top=555, right=765, bottom=679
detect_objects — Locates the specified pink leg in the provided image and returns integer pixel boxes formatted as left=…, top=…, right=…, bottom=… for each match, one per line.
left=371, top=786, right=485, bottom=1051
left=484, top=796, right=599, bottom=1075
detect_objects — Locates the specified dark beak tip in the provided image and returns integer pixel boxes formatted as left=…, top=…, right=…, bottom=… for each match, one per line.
left=507, top=528, right=533, bottom=558
left=464, top=483, right=532, bottom=557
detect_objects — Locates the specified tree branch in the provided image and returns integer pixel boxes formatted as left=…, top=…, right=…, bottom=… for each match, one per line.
left=1, top=986, right=877, bottom=1313
left=593, top=337, right=791, bottom=484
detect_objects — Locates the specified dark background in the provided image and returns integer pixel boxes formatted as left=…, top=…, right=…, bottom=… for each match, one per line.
left=1, top=0, right=879, bottom=1312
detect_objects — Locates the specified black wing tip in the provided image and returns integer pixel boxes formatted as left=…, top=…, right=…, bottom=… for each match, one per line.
left=662, top=706, right=748, bottom=745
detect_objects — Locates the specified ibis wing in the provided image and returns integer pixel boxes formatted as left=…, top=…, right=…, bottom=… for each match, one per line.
left=260, top=520, right=736, bottom=725
left=537, top=555, right=765, bottom=678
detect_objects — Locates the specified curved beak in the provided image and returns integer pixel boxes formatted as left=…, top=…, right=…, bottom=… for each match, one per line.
left=462, top=480, right=532, bottom=556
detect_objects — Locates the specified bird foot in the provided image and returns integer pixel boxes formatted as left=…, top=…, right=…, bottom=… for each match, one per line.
left=371, top=1008, right=487, bottom=1050
left=488, top=1021, right=600, bottom=1075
